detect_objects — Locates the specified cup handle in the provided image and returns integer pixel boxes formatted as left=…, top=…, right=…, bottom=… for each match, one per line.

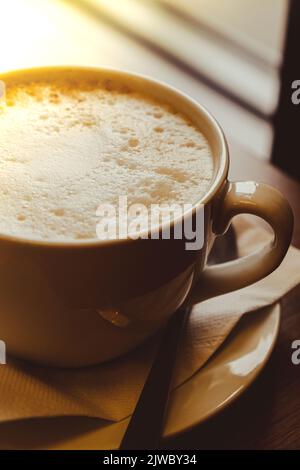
left=186, top=181, right=294, bottom=305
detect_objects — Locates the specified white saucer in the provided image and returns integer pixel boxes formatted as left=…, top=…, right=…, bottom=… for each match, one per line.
left=0, top=303, right=280, bottom=449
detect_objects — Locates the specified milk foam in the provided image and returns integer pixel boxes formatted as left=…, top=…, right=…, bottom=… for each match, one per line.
left=0, top=79, right=213, bottom=241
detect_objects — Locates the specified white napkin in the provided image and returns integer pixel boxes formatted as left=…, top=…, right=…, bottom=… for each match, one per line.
left=0, top=217, right=299, bottom=423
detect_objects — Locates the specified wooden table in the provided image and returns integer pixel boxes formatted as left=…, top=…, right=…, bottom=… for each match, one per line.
left=164, top=151, right=300, bottom=450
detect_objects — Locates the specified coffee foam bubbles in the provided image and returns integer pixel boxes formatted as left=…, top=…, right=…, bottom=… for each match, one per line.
left=0, top=80, right=213, bottom=241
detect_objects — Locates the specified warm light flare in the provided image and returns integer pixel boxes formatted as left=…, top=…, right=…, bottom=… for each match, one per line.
left=0, top=0, right=97, bottom=73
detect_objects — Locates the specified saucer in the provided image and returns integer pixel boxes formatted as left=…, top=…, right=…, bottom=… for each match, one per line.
left=0, top=302, right=280, bottom=449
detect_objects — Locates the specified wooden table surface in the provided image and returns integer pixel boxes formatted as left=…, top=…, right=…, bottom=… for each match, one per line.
left=164, top=150, right=300, bottom=450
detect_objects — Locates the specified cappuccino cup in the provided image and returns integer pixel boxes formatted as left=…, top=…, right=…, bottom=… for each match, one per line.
left=0, top=66, right=293, bottom=367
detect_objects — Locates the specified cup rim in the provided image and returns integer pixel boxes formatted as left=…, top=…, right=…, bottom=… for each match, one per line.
left=0, top=65, right=229, bottom=249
